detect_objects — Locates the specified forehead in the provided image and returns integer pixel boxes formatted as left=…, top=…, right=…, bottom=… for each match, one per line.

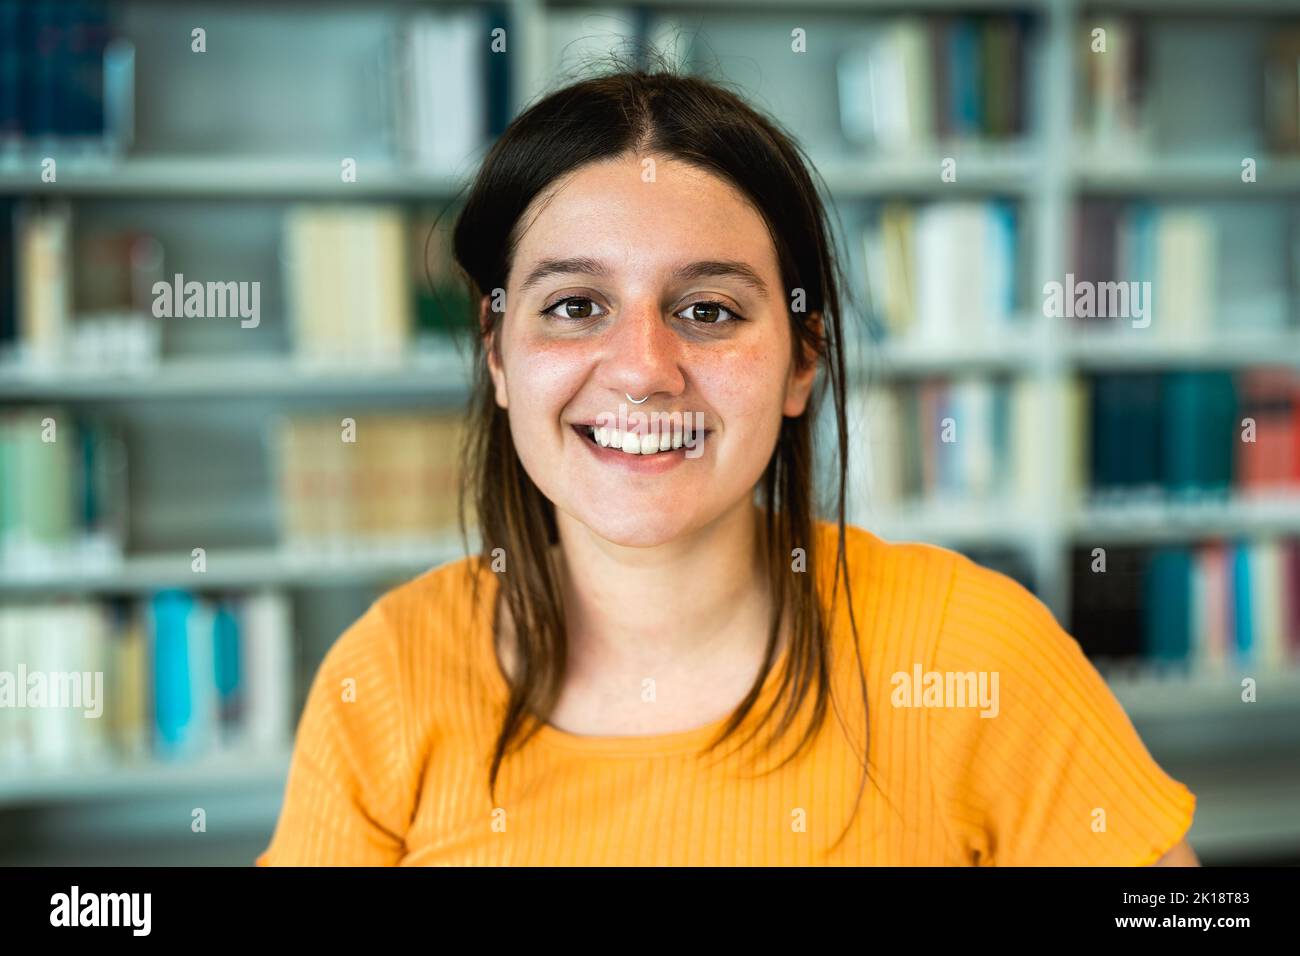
left=509, top=154, right=780, bottom=281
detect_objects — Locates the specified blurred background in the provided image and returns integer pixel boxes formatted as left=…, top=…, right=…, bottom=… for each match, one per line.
left=1, top=0, right=1298, bottom=865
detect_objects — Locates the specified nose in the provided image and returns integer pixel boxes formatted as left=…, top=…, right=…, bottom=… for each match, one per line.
left=598, top=298, right=686, bottom=401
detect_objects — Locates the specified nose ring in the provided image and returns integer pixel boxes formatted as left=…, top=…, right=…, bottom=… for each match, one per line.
left=626, top=393, right=649, bottom=404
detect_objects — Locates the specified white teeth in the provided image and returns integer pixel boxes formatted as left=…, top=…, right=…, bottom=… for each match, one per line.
left=582, top=423, right=705, bottom=455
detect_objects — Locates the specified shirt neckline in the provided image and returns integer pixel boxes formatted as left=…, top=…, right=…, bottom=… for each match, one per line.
left=474, top=564, right=794, bottom=758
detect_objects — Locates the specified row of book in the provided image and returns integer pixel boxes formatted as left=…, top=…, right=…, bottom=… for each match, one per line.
left=386, top=7, right=510, bottom=173
left=851, top=369, right=1300, bottom=509
left=276, top=411, right=468, bottom=548
left=1071, top=539, right=1300, bottom=671
left=1, top=1, right=504, bottom=165
left=1082, top=19, right=1300, bottom=156
left=0, top=0, right=133, bottom=152
left=836, top=15, right=1030, bottom=150
left=850, top=378, right=1038, bottom=508
left=1, top=201, right=166, bottom=368
left=1087, top=370, right=1300, bottom=498
left=861, top=200, right=1021, bottom=343
left=0, top=200, right=470, bottom=368
left=283, top=205, right=472, bottom=362
left=0, top=590, right=293, bottom=770
left=1072, top=203, right=1293, bottom=335
left=0, top=407, right=126, bottom=572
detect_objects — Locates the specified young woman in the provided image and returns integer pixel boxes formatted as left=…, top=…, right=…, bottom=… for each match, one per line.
left=258, top=68, right=1198, bottom=866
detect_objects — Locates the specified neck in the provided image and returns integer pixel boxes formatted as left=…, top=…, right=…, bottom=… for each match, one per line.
left=553, top=499, right=774, bottom=678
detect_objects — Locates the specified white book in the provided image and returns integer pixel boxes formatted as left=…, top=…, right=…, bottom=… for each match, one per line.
left=27, top=604, right=74, bottom=767
left=1154, top=209, right=1216, bottom=339
left=951, top=377, right=996, bottom=499
left=914, top=203, right=988, bottom=343
left=407, top=12, right=484, bottom=174
left=1010, top=378, right=1044, bottom=506
left=0, top=607, right=30, bottom=768
left=71, top=601, right=111, bottom=762
left=17, top=204, right=71, bottom=367
left=847, top=385, right=903, bottom=520
left=1250, top=540, right=1285, bottom=673
left=186, top=598, right=218, bottom=760
left=242, top=590, right=293, bottom=754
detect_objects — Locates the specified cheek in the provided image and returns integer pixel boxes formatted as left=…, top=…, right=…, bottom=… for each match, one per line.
left=698, top=339, right=790, bottom=446
left=501, top=327, right=590, bottom=420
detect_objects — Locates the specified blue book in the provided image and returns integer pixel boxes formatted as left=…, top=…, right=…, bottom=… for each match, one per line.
left=1161, top=371, right=1237, bottom=496
left=1092, top=373, right=1162, bottom=489
left=151, top=590, right=195, bottom=758
left=948, top=19, right=983, bottom=137
left=482, top=4, right=511, bottom=139
left=0, top=0, right=22, bottom=137
left=1143, top=547, right=1192, bottom=664
left=213, top=600, right=242, bottom=728
left=1231, top=542, right=1254, bottom=664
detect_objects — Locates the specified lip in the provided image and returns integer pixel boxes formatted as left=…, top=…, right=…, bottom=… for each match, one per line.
left=569, top=423, right=706, bottom=473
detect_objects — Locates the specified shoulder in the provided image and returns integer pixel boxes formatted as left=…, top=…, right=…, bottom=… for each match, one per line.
left=814, top=519, right=1066, bottom=669
left=317, top=552, right=493, bottom=695
left=813, top=518, right=968, bottom=628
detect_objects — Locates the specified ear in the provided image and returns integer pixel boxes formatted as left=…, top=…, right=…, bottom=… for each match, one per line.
left=782, top=310, right=823, bottom=417
left=482, top=295, right=508, bottom=410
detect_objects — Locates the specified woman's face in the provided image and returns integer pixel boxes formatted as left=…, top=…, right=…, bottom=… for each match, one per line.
left=487, top=152, right=818, bottom=548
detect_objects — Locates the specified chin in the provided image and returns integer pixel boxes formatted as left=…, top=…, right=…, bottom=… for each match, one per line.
left=567, top=503, right=701, bottom=549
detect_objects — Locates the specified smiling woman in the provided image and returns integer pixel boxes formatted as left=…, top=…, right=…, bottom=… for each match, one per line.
left=257, top=65, right=1198, bottom=867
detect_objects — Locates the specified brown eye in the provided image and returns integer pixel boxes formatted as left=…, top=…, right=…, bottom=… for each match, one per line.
left=678, top=300, right=741, bottom=324
left=540, top=297, right=604, bottom=321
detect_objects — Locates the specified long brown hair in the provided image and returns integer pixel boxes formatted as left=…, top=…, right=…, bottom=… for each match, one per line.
left=448, top=63, right=875, bottom=853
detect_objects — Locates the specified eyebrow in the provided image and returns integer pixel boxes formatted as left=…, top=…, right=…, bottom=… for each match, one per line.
left=517, top=256, right=771, bottom=300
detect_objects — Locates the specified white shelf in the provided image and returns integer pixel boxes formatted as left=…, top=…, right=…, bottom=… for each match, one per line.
left=1073, top=153, right=1300, bottom=196
left=0, top=748, right=291, bottom=807
left=817, top=151, right=1040, bottom=197
left=862, top=502, right=1041, bottom=548
left=0, top=155, right=468, bottom=199
left=1072, top=497, right=1300, bottom=543
left=1066, top=330, right=1300, bottom=370
left=0, top=151, right=1045, bottom=200
left=1108, top=668, right=1300, bottom=720
left=0, top=349, right=474, bottom=400
left=867, top=325, right=1045, bottom=376
left=0, top=539, right=471, bottom=594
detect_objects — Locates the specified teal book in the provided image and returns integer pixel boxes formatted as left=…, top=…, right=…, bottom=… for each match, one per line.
left=1143, top=547, right=1192, bottom=664
left=213, top=599, right=242, bottom=731
left=948, top=19, right=983, bottom=137
left=1161, top=371, right=1237, bottom=496
left=1232, top=542, right=1254, bottom=664
left=151, top=590, right=194, bottom=758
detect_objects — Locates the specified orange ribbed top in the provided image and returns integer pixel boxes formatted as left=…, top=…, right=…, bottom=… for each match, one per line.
left=257, top=521, right=1195, bottom=866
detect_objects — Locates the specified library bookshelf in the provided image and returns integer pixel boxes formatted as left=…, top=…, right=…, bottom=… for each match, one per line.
left=2, top=0, right=1299, bottom=863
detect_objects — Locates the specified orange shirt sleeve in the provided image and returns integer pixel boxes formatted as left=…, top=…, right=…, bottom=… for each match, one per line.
left=926, top=557, right=1196, bottom=866
left=257, top=601, right=418, bottom=866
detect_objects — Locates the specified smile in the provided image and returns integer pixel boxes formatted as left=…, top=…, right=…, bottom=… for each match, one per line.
left=570, top=423, right=709, bottom=457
